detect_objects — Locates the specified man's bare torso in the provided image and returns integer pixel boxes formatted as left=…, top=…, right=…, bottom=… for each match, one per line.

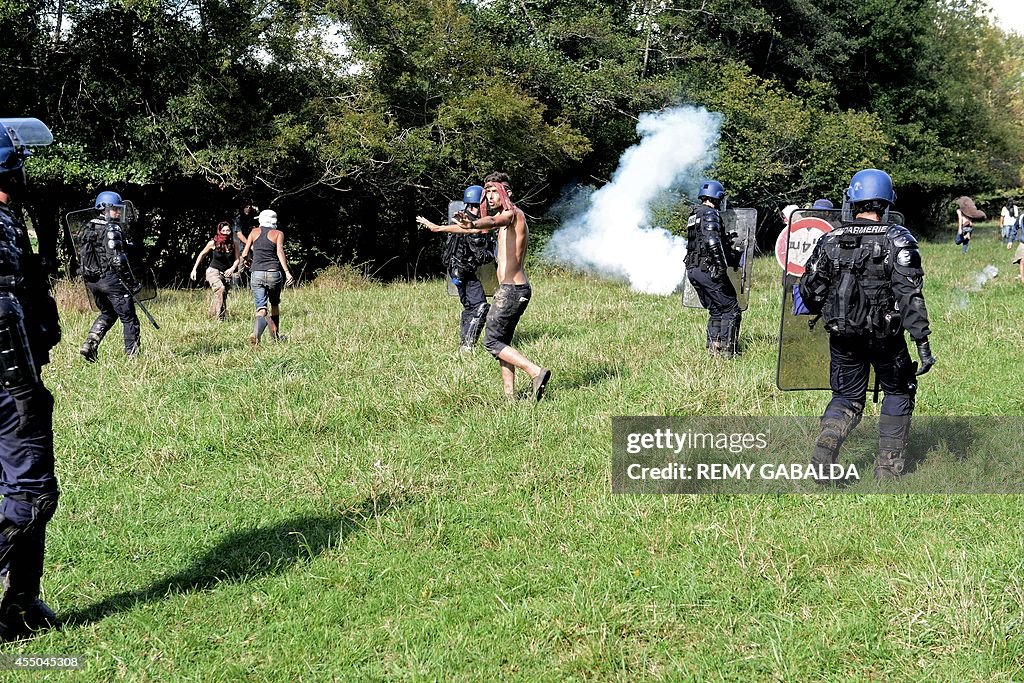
left=495, top=207, right=529, bottom=285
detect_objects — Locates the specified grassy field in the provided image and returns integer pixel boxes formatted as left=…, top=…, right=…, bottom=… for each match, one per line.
left=3, top=223, right=1023, bottom=680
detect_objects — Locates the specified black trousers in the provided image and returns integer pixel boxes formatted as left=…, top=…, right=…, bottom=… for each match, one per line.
left=456, top=277, right=489, bottom=346
left=686, top=266, right=741, bottom=349
left=86, top=272, right=141, bottom=353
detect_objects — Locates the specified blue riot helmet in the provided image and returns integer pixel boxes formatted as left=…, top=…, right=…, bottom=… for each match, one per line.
left=95, top=191, right=123, bottom=209
left=844, top=169, right=896, bottom=221
left=463, top=185, right=484, bottom=206
left=812, top=198, right=834, bottom=210
left=94, top=190, right=126, bottom=224
left=0, top=140, right=24, bottom=175
left=698, top=180, right=726, bottom=203
left=0, top=118, right=52, bottom=177
left=846, top=169, right=896, bottom=205
left=0, top=119, right=52, bottom=195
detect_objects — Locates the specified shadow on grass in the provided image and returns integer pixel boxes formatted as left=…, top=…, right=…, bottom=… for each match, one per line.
left=556, top=363, right=622, bottom=391
left=62, top=493, right=403, bottom=627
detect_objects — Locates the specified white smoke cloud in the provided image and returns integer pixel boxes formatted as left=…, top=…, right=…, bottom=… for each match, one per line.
left=954, top=264, right=999, bottom=309
left=544, top=106, right=722, bottom=295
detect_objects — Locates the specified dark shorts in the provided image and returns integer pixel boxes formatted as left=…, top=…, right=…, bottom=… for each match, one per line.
left=483, top=283, right=531, bottom=357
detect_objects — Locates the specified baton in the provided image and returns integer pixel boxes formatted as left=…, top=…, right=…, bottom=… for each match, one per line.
left=118, top=274, right=160, bottom=330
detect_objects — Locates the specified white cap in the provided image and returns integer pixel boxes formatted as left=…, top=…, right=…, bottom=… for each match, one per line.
left=258, top=209, right=278, bottom=228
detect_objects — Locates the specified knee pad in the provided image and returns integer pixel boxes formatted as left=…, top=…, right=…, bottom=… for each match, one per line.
left=0, top=491, right=59, bottom=543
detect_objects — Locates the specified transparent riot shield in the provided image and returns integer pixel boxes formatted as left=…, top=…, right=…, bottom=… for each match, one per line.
left=446, top=262, right=498, bottom=297
left=682, top=208, right=757, bottom=310
left=63, top=201, right=155, bottom=306
left=775, top=208, right=904, bottom=391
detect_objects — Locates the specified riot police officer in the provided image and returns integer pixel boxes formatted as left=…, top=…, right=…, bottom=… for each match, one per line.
left=444, top=185, right=492, bottom=351
left=78, top=190, right=142, bottom=361
left=798, top=169, right=936, bottom=480
left=0, top=119, right=62, bottom=639
left=684, top=180, right=742, bottom=358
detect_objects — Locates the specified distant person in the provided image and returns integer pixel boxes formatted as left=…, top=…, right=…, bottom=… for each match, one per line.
left=231, top=203, right=258, bottom=288
left=1010, top=211, right=1024, bottom=249
left=78, top=191, right=142, bottom=361
left=956, top=206, right=973, bottom=254
left=812, top=198, right=834, bottom=210
left=799, top=169, right=935, bottom=481
left=954, top=196, right=984, bottom=254
left=189, top=221, right=240, bottom=321
left=685, top=180, right=742, bottom=358
left=1001, top=198, right=1018, bottom=248
left=422, top=185, right=493, bottom=352
left=418, top=173, right=551, bottom=401
left=238, top=210, right=294, bottom=345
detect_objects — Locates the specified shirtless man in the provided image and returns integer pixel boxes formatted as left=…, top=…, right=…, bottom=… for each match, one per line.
left=418, top=173, right=551, bottom=400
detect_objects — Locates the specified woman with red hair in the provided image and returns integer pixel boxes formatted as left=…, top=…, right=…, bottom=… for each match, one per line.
left=190, top=221, right=240, bottom=320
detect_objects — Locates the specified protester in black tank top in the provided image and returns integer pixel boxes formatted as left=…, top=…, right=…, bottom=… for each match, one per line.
left=190, top=221, right=241, bottom=321
left=238, top=209, right=294, bottom=345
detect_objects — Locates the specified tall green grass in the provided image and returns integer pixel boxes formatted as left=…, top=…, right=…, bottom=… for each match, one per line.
left=2, top=225, right=1022, bottom=680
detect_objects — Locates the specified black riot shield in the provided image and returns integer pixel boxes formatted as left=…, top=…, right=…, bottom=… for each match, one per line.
left=775, top=208, right=905, bottom=391
left=443, top=199, right=498, bottom=298
left=682, top=208, right=757, bottom=310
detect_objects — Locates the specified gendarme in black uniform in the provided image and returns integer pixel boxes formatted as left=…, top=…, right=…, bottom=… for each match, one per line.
left=443, top=186, right=493, bottom=350
left=684, top=180, right=742, bottom=358
left=798, top=169, right=935, bottom=480
left=78, top=191, right=142, bottom=361
left=0, top=120, right=62, bottom=639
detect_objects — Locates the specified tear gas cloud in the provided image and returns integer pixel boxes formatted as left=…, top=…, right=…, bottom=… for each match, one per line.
left=954, top=264, right=999, bottom=309
left=544, top=106, right=722, bottom=295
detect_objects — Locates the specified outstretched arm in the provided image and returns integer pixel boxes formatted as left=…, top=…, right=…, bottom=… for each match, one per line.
left=190, top=241, right=215, bottom=280
left=416, top=215, right=491, bottom=234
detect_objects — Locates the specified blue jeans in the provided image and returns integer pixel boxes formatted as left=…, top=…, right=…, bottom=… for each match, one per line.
left=251, top=270, right=283, bottom=312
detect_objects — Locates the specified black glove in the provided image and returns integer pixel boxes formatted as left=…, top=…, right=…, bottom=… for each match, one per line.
left=915, top=339, right=936, bottom=376
left=6, top=383, right=54, bottom=437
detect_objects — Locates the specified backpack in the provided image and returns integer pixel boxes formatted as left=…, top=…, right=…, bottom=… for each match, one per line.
left=821, top=227, right=894, bottom=338
left=79, top=221, right=107, bottom=278
left=443, top=232, right=495, bottom=276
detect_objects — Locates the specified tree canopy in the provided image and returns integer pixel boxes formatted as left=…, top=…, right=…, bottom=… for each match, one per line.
left=6, top=0, right=1024, bottom=279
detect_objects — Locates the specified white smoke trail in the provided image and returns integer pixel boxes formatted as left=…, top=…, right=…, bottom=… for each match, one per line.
left=967, top=264, right=999, bottom=291
left=954, top=264, right=999, bottom=309
left=545, top=106, right=722, bottom=295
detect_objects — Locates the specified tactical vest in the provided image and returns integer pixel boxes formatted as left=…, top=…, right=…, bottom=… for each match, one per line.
left=79, top=219, right=118, bottom=278
left=0, top=204, right=23, bottom=282
left=0, top=202, right=60, bottom=364
left=819, top=224, right=898, bottom=338
left=684, top=205, right=728, bottom=271
left=443, top=233, right=495, bottom=275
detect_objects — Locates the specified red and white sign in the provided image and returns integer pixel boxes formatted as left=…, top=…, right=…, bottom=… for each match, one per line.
left=775, top=217, right=834, bottom=276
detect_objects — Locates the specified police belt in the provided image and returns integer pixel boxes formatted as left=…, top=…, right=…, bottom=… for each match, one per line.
left=0, top=275, right=19, bottom=292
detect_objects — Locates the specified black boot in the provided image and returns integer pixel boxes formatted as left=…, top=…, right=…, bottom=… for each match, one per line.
left=875, top=420, right=911, bottom=480
left=810, top=412, right=860, bottom=485
left=0, top=561, right=60, bottom=641
left=79, top=320, right=109, bottom=363
left=0, top=597, right=60, bottom=641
